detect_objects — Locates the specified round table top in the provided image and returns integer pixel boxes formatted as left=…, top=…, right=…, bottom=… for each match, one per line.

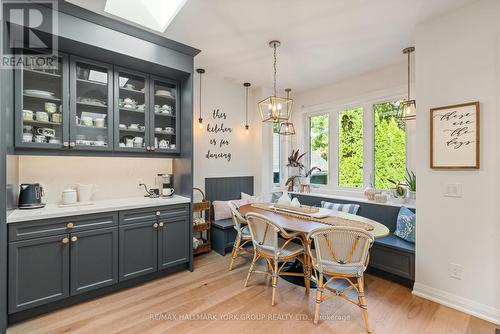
left=238, top=203, right=389, bottom=238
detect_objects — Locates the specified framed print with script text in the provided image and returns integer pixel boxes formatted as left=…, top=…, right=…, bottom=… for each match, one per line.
left=430, top=102, right=480, bottom=169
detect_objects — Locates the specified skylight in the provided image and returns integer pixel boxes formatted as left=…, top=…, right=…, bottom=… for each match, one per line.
left=104, top=0, right=187, bottom=32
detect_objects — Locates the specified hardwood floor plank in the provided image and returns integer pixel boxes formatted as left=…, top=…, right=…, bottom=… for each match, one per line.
left=7, top=252, right=497, bottom=334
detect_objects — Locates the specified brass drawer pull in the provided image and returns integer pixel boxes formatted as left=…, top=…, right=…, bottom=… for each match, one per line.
left=62, top=237, right=69, bottom=244
left=159, top=222, right=164, bottom=227
left=63, top=142, right=69, bottom=148
left=69, top=142, right=75, bottom=148
left=153, top=223, right=159, bottom=228
left=71, top=236, right=78, bottom=242
left=156, top=211, right=161, bottom=216
left=67, top=223, right=74, bottom=229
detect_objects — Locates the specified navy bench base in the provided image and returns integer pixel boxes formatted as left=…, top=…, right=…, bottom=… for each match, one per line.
left=211, top=218, right=236, bottom=255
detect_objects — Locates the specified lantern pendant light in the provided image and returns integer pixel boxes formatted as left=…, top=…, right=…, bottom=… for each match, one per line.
left=243, top=82, right=251, bottom=135
left=400, top=47, right=416, bottom=120
left=279, top=88, right=296, bottom=135
left=196, top=68, right=205, bottom=128
left=258, top=40, right=293, bottom=123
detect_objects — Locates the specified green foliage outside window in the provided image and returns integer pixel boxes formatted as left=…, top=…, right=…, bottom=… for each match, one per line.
left=309, top=114, right=329, bottom=184
left=374, top=101, right=406, bottom=189
left=339, top=107, right=363, bottom=188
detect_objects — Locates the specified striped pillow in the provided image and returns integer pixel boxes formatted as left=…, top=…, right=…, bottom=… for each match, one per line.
left=321, top=201, right=360, bottom=215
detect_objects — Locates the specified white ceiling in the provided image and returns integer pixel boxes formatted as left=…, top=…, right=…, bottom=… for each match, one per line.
left=67, top=0, right=475, bottom=92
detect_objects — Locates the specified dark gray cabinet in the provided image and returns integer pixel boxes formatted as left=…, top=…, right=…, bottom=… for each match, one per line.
left=158, top=217, right=189, bottom=269
left=70, top=227, right=118, bottom=295
left=119, top=220, right=158, bottom=281
left=8, top=234, right=70, bottom=313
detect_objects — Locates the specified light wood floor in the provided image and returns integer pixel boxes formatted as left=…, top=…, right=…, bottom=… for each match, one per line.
left=8, top=252, right=498, bottom=334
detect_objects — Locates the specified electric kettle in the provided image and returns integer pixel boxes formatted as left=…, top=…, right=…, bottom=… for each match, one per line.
left=18, top=183, right=46, bottom=209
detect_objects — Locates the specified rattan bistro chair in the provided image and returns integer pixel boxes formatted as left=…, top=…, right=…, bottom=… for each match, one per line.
left=307, top=226, right=374, bottom=332
left=227, top=201, right=253, bottom=270
left=244, top=212, right=307, bottom=306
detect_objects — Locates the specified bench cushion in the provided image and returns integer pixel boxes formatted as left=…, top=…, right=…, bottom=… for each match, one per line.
left=374, top=234, right=415, bottom=253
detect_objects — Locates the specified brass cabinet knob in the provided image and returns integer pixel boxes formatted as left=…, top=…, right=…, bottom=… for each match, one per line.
left=62, top=237, right=69, bottom=244
left=67, top=223, right=74, bottom=229
left=159, top=222, right=164, bottom=227
left=71, top=236, right=78, bottom=242
left=156, top=211, right=161, bottom=216
left=146, top=146, right=151, bottom=151
left=151, top=147, right=156, bottom=152
left=153, top=223, right=159, bottom=228
left=63, top=142, right=69, bottom=148
left=69, top=142, right=76, bottom=148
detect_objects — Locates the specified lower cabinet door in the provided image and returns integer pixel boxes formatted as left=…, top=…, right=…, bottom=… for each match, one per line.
left=70, top=227, right=118, bottom=295
left=119, top=220, right=158, bottom=281
left=8, top=234, right=70, bottom=313
left=158, top=216, right=189, bottom=270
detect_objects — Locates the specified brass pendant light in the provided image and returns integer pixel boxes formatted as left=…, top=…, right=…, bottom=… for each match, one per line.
left=400, top=47, right=416, bottom=120
left=243, top=82, right=251, bottom=135
left=279, top=88, right=295, bottom=135
left=258, top=40, right=293, bottom=122
left=196, top=68, right=205, bottom=128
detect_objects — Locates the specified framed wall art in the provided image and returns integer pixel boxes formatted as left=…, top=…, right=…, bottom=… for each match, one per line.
left=430, top=101, right=480, bottom=169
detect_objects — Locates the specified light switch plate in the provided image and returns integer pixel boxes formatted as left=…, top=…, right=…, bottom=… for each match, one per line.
left=443, top=184, right=462, bottom=198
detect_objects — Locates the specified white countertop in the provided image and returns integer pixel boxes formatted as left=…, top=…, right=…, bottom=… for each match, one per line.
left=7, top=195, right=191, bottom=224
left=289, top=191, right=416, bottom=210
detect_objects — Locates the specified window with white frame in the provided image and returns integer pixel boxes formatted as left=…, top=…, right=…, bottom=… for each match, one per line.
left=272, top=123, right=281, bottom=184
left=309, top=114, right=329, bottom=185
left=305, top=96, right=407, bottom=191
left=338, top=107, right=363, bottom=188
left=373, top=100, right=406, bottom=189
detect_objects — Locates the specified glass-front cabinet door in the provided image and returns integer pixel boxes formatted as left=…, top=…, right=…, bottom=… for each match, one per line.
left=114, top=67, right=150, bottom=152
left=69, top=56, right=113, bottom=151
left=15, top=52, right=69, bottom=149
left=150, top=76, right=179, bottom=153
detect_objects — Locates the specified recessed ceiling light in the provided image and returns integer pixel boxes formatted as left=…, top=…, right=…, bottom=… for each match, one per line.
left=104, top=0, right=187, bottom=32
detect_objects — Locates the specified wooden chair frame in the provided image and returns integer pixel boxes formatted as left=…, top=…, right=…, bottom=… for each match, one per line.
left=307, top=226, right=374, bottom=333
left=228, top=201, right=253, bottom=270
left=244, top=212, right=308, bottom=306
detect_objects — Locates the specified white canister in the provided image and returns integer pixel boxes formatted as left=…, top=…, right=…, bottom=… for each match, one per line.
left=62, top=189, right=77, bottom=205
left=277, top=191, right=292, bottom=206
left=77, top=184, right=93, bottom=203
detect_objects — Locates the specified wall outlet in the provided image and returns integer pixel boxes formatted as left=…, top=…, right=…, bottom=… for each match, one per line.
left=443, top=183, right=463, bottom=198
left=137, top=178, right=144, bottom=188
left=448, top=263, right=463, bottom=280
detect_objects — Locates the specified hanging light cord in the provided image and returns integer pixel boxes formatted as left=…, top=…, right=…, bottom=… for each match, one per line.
left=199, top=72, right=202, bottom=119
left=407, top=51, right=410, bottom=100
left=273, top=43, right=277, bottom=97
left=245, top=86, right=248, bottom=126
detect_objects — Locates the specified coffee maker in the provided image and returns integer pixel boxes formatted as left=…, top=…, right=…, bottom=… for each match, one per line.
left=157, top=174, right=174, bottom=197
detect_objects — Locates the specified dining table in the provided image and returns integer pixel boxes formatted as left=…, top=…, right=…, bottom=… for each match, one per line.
left=237, top=203, right=390, bottom=290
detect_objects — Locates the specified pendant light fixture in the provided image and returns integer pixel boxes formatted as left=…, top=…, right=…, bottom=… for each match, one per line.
left=279, top=88, right=296, bottom=135
left=243, top=82, right=251, bottom=135
left=258, top=40, right=293, bottom=123
left=400, top=47, right=416, bottom=120
left=196, top=68, right=205, bottom=129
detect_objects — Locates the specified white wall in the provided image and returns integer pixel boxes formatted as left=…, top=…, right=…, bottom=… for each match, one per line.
left=193, top=72, right=264, bottom=195
left=17, top=156, right=172, bottom=203
left=289, top=61, right=416, bottom=194
left=414, top=0, right=500, bottom=324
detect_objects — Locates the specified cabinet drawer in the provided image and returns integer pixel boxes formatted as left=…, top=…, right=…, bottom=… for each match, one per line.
left=9, top=212, right=118, bottom=241
left=119, top=204, right=189, bottom=225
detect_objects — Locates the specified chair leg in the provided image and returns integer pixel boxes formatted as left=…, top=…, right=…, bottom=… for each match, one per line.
left=358, top=276, right=372, bottom=333
left=271, top=258, right=279, bottom=306
left=229, top=234, right=241, bottom=271
left=244, top=251, right=258, bottom=287
left=302, top=254, right=310, bottom=293
left=313, top=272, right=324, bottom=324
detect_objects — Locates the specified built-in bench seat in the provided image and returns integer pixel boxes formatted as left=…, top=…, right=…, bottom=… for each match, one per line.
left=291, top=192, right=415, bottom=285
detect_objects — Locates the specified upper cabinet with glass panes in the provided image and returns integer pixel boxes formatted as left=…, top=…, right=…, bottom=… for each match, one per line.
left=17, top=52, right=69, bottom=149
left=15, top=54, right=180, bottom=155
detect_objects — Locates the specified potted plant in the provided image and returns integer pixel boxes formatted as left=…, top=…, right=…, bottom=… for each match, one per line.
left=404, top=169, right=416, bottom=199
left=286, top=149, right=306, bottom=177
left=300, top=167, right=321, bottom=186
left=388, top=179, right=408, bottom=203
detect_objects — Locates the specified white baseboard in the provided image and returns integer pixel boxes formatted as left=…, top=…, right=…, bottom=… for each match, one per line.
left=412, top=283, right=500, bottom=326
